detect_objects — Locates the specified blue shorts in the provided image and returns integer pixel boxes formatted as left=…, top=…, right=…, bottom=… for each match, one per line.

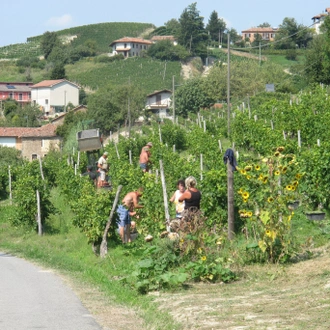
left=117, top=205, right=131, bottom=227
left=140, top=163, right=147, bottom=170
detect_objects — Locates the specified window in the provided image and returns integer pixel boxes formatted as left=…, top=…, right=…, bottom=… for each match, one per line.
left=140, top=45, right=142, bottom=49
left=9, top=93, right=13, bottom=99
left=133, top=52, right=135, bottom=56
left=41, top=139, right=44, bottom=147
left=32, top=154, right=38, bottom=160
left=124, top=43, right=127, bottom=48
left=19, top=93, right=22, bottom=101
left=133, top=44, right=135, bottom=48
left=45, top=99, right=48, bottom=105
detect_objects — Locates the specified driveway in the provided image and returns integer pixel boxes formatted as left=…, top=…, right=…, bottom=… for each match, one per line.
left=0, top=251, right=101, bottom=330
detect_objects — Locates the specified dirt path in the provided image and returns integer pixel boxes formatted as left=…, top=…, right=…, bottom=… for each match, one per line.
left=155, top=245, right=330, bottom=329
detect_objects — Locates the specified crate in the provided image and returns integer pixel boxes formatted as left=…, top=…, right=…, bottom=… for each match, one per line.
left=77, top=129, right=102, bottom=152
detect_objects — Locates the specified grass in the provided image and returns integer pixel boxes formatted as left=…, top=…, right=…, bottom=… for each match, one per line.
left=0, top=189, right=180, bottom=330
left=1, top=189, right=330, bottom=329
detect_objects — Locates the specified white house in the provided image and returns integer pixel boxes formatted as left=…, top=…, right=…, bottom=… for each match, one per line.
left=312, top=8, right=330, bottom=34
left=31, top=79, right=80, bottom=116
left=109, top=37, right=153, bottom=58
left=145, top=89, right=172, bottom=118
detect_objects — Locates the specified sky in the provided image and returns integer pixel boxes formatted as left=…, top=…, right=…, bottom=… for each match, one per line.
left=1, top=0, right=329, bottom=47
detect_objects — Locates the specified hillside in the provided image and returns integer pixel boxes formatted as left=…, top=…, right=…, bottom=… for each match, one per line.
left=0, top=22, right=155, bottom=59
left=66, top=57, right=182, bottom=93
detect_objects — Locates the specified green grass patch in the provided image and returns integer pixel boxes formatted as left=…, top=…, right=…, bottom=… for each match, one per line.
left=0, top=191, right=180, bottom=330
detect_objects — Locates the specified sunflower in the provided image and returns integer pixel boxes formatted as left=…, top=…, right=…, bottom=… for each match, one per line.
left=295, top=173, right=302, bottom=179
left=243, top=198, right=248, bottom=203
left=274, top=151, right=280, bottom=157
left=247, top=211, right=253, bottom=217
left=246, top=175, right=251, bottom=180
left=255, top=165, right=261, bottom=171
left=263, top=176, right=268, bottom=184
left=292, top=180, right=299, bottom=186
left=282, top=166, right=288, bottom=174
left=286, top=185, right=293, bottom=191
left=238, top=188, right=244, bottom=195
left=258, top=174, right=264, bottom=180
left=242, top=191, right=250, bottom=199
left=274, top=170, right=281, bottom=176
left=277, top=146, right=285, bottom=152
left=201, top=256, right=207, bottom=261
left=268, top=197, right=274, bottom=203
left=240, top=169, right=247, bottom=175
left=244, top=165, right=252, bottom=172
left=197, top=247, right=203, bottom=253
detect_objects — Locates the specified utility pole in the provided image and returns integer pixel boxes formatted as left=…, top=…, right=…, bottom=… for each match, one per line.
left=227, top=33, right=231, bottom=137
left=172, top=75, right=175, bottom=124
left=128, top=77, right=131, bottom=138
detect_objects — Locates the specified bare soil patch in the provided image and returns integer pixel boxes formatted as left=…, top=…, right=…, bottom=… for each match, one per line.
left=155, top=245, right=330, bottom=330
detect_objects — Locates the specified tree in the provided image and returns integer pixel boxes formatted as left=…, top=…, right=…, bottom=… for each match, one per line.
left=177, top=3, right=208, bottom=57
left=40, top=31, right=61, bottom=59
left=175, top=78, right=215, bottom=117
left=206, top=10, right=226, bottom=43
left=87, top=84, right=146, bottom=133
left=164, top=19, right=181, bottom=36
left=258, top=22, right=271, bottom=28
left=304, top=16, right=330, bottom=84
left=50, top=62, right=66, bottom=79
left=275, top=17, right=313, bottom=49
left=147, top=40, right=189, bottom=61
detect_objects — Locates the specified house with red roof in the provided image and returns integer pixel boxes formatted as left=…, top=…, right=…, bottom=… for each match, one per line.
left=109, top=37, right=153, bottom=58
left=31, top=79, right=80, bottom=117
left=0, top=82, right=33, bottom=106
left=312, top=8, right=330, bottom=34
left=241, top=27, right=278, bottom=43
left=0, top=124, right=61, bottom=160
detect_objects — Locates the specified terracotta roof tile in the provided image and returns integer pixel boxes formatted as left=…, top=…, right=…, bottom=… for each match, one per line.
left=0, top=124, right=58, bottom=138
left=31, top=79, right=80, bottom=88
left=109, top=37, right=153, bottom=46
left=241, top=27, right=278, bottom=33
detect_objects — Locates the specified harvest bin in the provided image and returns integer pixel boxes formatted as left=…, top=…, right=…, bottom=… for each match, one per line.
left=77, top=129, right=102, bottom=152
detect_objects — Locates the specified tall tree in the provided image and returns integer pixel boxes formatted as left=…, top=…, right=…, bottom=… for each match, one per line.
left=164, top=19, right=181, bottom=36
left=40, top=31, right=61, bottom=60
left=177, top=3, right=208, bottom=57
left=305, top=16, right=330, bottom=84
left=50, top=62, right=66, bottom=79
left=206, top=10, right=226, bottom=43
left=275, top=17, right=313, bottom=49
left=258, top=22, right=271, bottom=28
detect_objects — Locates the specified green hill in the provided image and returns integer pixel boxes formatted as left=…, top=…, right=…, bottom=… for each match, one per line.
left=66, top=57, right=182, bottom=93
left=0, top=22, right=155, bottom=59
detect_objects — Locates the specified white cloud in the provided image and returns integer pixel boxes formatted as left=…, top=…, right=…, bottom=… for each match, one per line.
left=45, top=14, right=73, bottom=28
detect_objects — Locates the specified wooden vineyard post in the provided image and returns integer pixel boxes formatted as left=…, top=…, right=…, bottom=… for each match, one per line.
left=8, top=166, right=12, bottom=205
left=159, top=160, right=170, bottom=232
left=36, top=190, right=42, bottom=235
left=100, top=185, right=123, bottom=258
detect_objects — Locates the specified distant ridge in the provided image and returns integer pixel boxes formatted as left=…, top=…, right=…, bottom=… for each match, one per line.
left=0, top=22, right=155, bottom=59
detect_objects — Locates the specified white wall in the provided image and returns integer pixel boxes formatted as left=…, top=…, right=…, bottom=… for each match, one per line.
left=31, top=81, right=79, bottom=114
left=0, top=137, right=16, bottom=148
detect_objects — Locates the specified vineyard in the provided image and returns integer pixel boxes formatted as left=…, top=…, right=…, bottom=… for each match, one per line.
left=67, top=56, right=182, bottom=93
left=1, top=84, right=330, bottom=295
left=0, top=22, right=154, bottom=59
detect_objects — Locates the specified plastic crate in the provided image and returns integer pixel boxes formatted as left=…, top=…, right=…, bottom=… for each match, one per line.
left=77, top=129, right=102, bottom=152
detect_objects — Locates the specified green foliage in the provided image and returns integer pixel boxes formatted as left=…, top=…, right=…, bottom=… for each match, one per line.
left=28, top=22, right=155, bottom=54
left=206, top=10, right=226, bottom=43
left=11, top=161, right=54, bottom=230
left=50, top=62, right=66, bottom=79
left=175, top=78, right=216, bottom=117
left=41, top=31, right=61, bottom=59
left=177, top=2, right=208, bottom=57
left=147, top=40, right=189, bottom=61
left=87, top=83, right=147, bottom=134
